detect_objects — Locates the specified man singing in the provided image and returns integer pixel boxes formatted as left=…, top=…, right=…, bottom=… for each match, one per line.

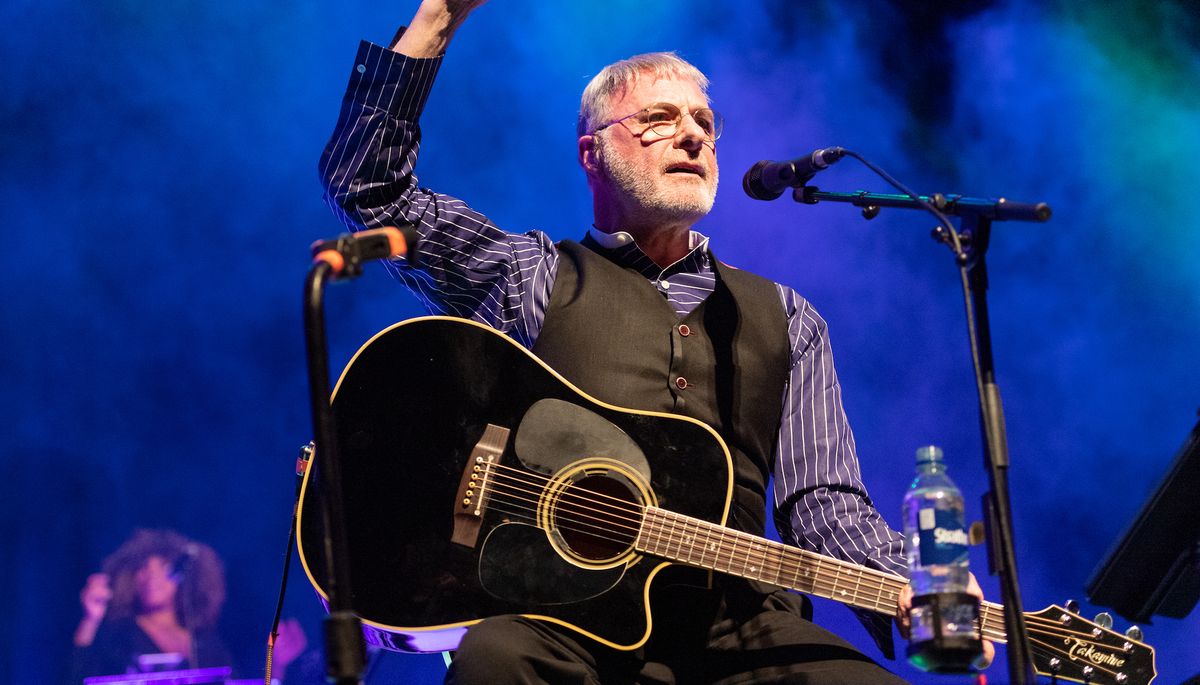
left=318, top=1, right=992, bottom=682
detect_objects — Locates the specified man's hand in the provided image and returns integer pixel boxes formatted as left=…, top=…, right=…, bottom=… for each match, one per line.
left=392, top=0, right=490, bottom=58
left=896, top=572, right=995, bottom=669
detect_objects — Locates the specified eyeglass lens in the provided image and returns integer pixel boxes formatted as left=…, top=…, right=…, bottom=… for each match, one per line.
left=638, top=103, right=722, bottom=140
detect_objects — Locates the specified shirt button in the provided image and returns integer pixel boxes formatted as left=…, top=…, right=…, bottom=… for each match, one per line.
left=356, top=64, right=367, bottom=74
left=660, top=280, right=671, bottom=289
left=675, top=376, right=689, bottom=390
left=678, top=324, right=691, bottom=337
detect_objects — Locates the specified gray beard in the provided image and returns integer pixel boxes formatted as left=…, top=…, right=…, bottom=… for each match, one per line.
left=596, top=136, right=718, bottom=224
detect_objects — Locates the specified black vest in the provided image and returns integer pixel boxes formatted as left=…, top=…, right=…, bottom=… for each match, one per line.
left=532, top=239, right=790, bottom=536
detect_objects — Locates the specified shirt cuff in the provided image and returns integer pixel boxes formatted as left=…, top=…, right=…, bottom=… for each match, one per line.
left=346, top=39, right=444, bottom=120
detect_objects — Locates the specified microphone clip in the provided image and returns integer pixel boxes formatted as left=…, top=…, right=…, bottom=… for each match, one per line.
left=310, top=225, right=413, bottom=281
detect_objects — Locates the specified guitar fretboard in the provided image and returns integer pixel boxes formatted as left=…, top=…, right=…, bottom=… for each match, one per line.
left=635, top=506, right=1007, bottom=643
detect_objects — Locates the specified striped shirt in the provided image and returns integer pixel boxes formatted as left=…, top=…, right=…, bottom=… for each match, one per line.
left=319, top=40, right=907, bottom=652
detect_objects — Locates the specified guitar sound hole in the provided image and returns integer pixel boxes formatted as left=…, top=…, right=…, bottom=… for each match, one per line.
left=556, top=475, right=640, bottom=562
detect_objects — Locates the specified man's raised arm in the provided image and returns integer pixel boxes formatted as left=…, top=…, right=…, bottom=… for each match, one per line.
left=392, top=0, right=488, bottom=57
left=318, top=0, right=555, bottom=345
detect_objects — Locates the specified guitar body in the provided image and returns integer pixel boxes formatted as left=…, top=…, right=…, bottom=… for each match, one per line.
left=297, top=316, right=734, bottom=652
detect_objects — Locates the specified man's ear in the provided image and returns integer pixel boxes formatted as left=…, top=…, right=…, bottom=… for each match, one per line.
left=578, top=135, right=599, bottom=175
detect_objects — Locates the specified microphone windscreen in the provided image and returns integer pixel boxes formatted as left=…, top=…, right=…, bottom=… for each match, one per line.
left=743, top=160, right=784, bottom=201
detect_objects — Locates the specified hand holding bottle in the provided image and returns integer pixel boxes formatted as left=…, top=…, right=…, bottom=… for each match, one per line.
left=898, top=572, right=995, bottom=669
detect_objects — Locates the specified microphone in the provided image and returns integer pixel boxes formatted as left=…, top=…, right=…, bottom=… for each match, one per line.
left=168, top=544, right=200, bottom=584
left=743, top=147, right=846, bottom=200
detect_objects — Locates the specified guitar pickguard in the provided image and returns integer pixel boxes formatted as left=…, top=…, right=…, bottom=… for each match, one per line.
left=514, top=398, right=652, bottom=481
left=478, top=523, right=626, bottom=605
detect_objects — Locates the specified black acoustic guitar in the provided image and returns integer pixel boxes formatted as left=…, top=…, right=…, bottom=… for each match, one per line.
left=297, top=316, right=1156, bottom=685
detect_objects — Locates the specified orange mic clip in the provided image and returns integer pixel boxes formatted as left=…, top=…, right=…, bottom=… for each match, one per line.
left=310, top=225, right=412, bottom=280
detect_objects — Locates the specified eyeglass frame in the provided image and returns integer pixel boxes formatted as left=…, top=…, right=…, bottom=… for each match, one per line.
left=590, top=101, right=724, bottom=143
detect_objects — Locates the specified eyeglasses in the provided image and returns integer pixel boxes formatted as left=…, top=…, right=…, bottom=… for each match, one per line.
left=592, top=102, right=723, bottom=143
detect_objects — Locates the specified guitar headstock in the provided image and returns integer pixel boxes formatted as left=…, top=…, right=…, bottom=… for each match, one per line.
left=1027, top=604, right=1156, bottom=685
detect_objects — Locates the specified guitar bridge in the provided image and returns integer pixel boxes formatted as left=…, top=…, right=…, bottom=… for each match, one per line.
left=451, top=423, right=509, bottom=548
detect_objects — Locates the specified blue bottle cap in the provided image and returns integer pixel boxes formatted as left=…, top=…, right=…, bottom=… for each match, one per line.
left=915, top=445, right=944, bottom=464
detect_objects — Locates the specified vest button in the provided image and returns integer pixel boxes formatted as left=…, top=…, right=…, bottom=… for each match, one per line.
left=675, top=376, right=689, bottom=390
left=678, top=324, right=691, bottom=337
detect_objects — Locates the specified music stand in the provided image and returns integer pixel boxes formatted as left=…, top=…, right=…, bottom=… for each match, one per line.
left=1087, top=415, right=1200, bottom=623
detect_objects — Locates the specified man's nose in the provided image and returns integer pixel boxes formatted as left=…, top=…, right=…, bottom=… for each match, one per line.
left=673, top=115, right=708, bottom=152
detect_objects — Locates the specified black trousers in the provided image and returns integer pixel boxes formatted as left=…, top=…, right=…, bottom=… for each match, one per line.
left=446, top=581, right=909, bottom=685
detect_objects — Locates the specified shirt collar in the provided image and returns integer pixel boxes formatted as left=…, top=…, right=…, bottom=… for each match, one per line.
left=587, top=226, right=709, bottom=252
left=586, top=227, right=712, bottom=279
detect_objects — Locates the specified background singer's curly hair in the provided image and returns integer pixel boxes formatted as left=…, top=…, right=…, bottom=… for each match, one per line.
left=101, top=529, right=225, bottom=631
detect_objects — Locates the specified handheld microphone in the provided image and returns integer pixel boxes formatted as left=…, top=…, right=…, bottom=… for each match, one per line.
left=168, top=544, right=200, bottom=584
left=743, top=147, right=846, bottom=200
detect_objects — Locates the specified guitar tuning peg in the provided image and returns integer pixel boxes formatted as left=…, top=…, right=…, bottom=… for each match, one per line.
left=1093, top=611, right=1113, bottom=629
left=1064, top=598, right=1080, bottom=613
left=1125, top=624, right=1143, bottom=641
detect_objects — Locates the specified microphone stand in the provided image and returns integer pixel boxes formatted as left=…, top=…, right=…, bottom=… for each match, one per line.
left=304, top=259, right=366, bottom=685
left=796, top=185, right=1049, bottom=684
left=302, top=226, right=412, bottom=685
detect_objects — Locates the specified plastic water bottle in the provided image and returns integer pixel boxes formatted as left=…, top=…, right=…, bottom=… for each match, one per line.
left=902, top=445, right=981, bottom=672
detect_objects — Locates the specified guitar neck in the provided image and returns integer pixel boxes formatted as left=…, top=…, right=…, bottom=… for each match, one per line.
left=636, top=506, right=1008, bottom=644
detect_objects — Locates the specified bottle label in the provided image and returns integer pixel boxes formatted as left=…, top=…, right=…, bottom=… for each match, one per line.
left=916, top=507, right=968, bottom=566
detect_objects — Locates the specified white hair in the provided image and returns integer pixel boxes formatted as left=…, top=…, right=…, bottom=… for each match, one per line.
left=577, top=52, right=710, bottom=138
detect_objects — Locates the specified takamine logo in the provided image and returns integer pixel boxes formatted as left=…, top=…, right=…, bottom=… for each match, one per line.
left=933, top=527, right=968, bottom=546
left=1065, top=638, right=1126, bottom=667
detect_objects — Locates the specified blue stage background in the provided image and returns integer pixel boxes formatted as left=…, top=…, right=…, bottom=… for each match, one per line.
left=2, top=1, right=1197, bottom=683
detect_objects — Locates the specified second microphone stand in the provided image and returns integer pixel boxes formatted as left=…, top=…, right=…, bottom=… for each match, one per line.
left=798, top=184, right=1049, bottom=684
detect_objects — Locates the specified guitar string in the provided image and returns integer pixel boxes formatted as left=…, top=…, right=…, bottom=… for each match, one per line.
left=640, top=506, right=915, bottom=615
left=487, top=462, right=916, bottom=613
left=484, top=463, right=651, bottom=523
left=484, top=464, right=644, bottom=524
left=480, top=492, right=637, bottom=546
left=483, top=475, right=982, bottom=634
left=973, top=600, right=1125, bottom=645
left=484, top=462, right=909, bottom=613
left=480, top=468, right=643, bottom=534
left=480, top=471, right=906, bottom=607
left=478, top=464, right=1137, bottom=662
left=484, top=465, right=1089, bottom=638
left=486, top=460, right=995, bottom=620
left=483, top=467, right=912, bottom=610
left=484, top=466, right=1104, bottom=644
left=478, top=471, right=646, bottom=543
left=478, top=480, right=916, bottom=632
